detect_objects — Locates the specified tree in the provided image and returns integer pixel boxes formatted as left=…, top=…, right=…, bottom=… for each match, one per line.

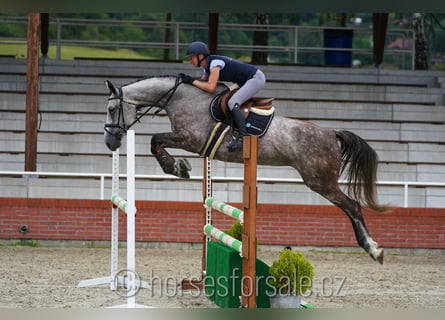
left=413, top=13, right=428, bottom=70
left=421, top=13, right=445, bottom=69
left=163, top=13, right=172, bottom=60
left=251, top=13, right=268, bottom=64
left=318, top=13, right=352, bottom=27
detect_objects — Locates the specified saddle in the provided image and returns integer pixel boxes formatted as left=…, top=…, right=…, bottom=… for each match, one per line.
left=202, top=85, right=275, bottom=159
left=217, top=84, right=274, bottom=119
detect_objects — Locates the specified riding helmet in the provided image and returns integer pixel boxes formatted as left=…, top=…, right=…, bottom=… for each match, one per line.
left=186, top=41, right=210, bottom=57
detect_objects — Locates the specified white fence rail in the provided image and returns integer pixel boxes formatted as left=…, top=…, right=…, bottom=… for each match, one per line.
left=0, top=16, right=415, bottom=68
left=1, top=170, right=444, bottom=208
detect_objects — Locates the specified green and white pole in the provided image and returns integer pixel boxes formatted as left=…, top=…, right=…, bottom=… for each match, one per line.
left=203, top=224, right=243, bottom=255
left=111, top=194, right=128, bottom=213
left=204, top=197, right=244, bottom=223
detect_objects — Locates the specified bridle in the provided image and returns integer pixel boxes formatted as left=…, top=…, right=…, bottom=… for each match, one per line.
left=104, top=75, right=182, bottom=137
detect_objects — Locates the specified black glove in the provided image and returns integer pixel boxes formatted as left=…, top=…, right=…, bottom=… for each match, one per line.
left=179, top=73, right=194, bottom=85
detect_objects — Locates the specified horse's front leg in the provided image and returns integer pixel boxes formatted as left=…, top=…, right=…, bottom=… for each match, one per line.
left=150, top=132, right=192, bottom=179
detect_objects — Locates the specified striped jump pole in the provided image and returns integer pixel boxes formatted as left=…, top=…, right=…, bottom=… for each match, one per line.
left=111, top=194, right=128, bottom=213
left=204, top=197, right=244, bottom=223
left=203, top=224, right=243, bottom=254
left=200, top=136, right=258, bottom=309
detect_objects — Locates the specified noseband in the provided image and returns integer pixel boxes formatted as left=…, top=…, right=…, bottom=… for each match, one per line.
left=104, top=76, right=182, bottom=137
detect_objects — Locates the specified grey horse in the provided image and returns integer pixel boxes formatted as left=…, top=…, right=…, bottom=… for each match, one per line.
left=104, top=75, right=389, bottom=263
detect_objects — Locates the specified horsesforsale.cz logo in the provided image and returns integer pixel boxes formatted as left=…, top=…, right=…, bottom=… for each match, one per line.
left=113, top=269, right=142, bottom=297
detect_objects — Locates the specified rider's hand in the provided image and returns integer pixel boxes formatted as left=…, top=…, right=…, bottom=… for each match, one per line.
left=179, top=73, right=194, bottom=85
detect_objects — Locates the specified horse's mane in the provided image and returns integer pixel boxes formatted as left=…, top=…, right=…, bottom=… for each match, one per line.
left=121, top=74, right=229, bottom=92
left=121, top=75, right=178, bottom=88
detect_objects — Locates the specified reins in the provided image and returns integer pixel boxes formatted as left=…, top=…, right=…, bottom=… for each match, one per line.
left=104, top=75, right=182, bottom=135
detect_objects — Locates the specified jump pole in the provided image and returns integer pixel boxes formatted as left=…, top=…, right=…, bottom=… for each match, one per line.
left=201, top=136, right=258, bottom=308
left=182, top=136, right=258, bottom=309
left=204, top=197, right=244, bottom=223
left=203, top=224, right=243, bottom=253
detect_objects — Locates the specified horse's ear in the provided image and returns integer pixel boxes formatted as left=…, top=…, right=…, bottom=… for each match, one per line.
left=105, top=80, right=118, bottom=96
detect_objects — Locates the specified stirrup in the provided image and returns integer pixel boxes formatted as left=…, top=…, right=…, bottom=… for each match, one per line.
left=227, top=138, right=243, bottom=152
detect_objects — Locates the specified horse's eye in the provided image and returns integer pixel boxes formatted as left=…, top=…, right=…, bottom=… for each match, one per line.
left=108, top=105, right=116, bottom=113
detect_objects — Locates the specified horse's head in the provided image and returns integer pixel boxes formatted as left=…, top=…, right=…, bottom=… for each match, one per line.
left=103, top=80, right=138, bottom=151
left=104, top=75, right=212, bottom=151
left=104, top=76, right=184, bottom=151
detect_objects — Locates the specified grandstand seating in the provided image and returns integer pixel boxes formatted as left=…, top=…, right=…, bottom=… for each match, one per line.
left=1, top=57, right=444, bottom=207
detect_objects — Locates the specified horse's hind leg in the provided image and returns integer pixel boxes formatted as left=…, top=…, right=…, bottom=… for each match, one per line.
left=150, top=133, right=192, bottom=179
left=305, top=178, right=384, bottom=263
left=334, top=193, right=384, bottom=264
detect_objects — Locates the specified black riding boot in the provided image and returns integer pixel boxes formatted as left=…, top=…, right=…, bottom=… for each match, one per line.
left=227, top=105, right=246, bottom=152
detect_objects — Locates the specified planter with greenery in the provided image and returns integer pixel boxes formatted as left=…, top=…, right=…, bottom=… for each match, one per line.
left=267, top=248, right=314, bottom=308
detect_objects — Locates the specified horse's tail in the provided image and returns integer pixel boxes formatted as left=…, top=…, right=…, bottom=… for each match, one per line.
left=336, top=130, right=390, bottom=213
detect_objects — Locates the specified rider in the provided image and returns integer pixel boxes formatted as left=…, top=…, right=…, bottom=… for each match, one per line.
left=180, top=41, right=266, bottom=152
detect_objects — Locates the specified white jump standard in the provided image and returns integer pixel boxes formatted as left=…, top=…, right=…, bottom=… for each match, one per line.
left=78, top=130, right=149, bottom=308
left=77, top=148, right=122, bottom=290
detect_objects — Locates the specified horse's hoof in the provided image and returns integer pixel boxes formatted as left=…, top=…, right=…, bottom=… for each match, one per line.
left=179, top=158, right=192, bottom=171
left=174, top=159, right=191, bottom=179
left=370, top=248, right=384, bottom=264
left=178, top=170, right=190, bottom=179
left=376, top=248, right=384, bottom=264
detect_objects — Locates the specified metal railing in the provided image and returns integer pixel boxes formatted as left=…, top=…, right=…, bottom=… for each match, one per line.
left=0, top=16, right=415, bottom=69
left=1, top=170, right=444, bottom=208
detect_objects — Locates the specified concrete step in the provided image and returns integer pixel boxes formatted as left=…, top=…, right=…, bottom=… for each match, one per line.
left=2, top=73, right=442, bottom=105
left=3, top=57, right=441, bottom=88
left=3, top=92, right=444, bottom=124
left=264, top=82, right=443, bottom=105
left=0, top=111, right=170, bottom=134
left=312, top=119, right=445, bottom=143
left=1, top=124, right=444, bottom=163
left=274, top=100, right=445, bottom=123
left=1, top=58, right=444, bottom=206
left=261, top=64, right=443, bottom=87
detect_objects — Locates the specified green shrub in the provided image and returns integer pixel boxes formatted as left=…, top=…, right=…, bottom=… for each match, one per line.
left=225, top=221, right=244, bottom=241
left=268, top=249, right=314, bottom=295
